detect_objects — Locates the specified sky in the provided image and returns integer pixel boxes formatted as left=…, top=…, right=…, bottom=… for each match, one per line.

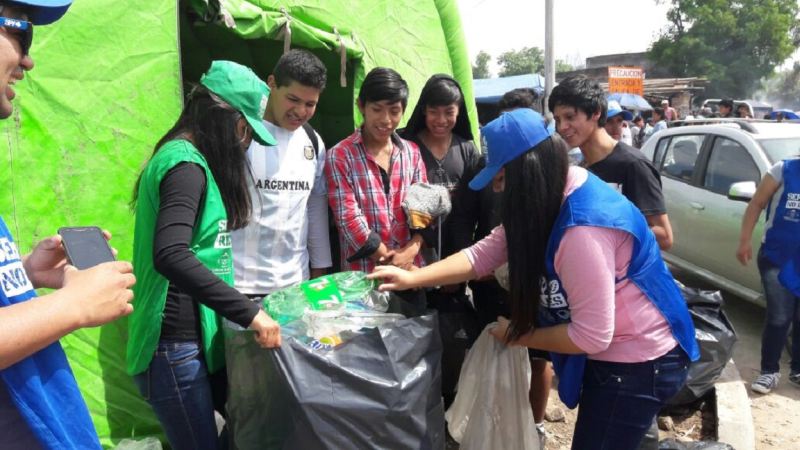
left=457, top=0, right=673, bottom=76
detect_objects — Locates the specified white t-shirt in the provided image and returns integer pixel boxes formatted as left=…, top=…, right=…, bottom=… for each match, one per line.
left=621, top=124, right=633, bottom=146
left=231, top=121, right=331, bottom=294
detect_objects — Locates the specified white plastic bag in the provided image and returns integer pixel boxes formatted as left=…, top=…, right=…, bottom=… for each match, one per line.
left=114, top=437, right=162, bottom=450
left=445, top=325, right=539, bottom=450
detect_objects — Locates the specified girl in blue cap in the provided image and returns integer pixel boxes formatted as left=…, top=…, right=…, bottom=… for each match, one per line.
left=370, top=108, right=699, bottom=450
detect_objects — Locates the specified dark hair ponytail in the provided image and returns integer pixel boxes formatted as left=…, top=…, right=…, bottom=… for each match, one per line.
left=132, top=85, right=253, bottom=230
left=502, top=134, right=569, bottom=341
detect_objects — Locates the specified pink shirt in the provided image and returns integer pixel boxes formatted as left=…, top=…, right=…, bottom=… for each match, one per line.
left=463, top=167, right=676, bottom=362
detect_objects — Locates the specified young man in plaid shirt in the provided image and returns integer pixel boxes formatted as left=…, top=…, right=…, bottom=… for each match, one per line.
left=325, top=67, right=428, bottom=310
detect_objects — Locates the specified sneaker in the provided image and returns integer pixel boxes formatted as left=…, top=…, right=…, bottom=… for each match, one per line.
left=536, top=423, right=547, bottom=449
left=789, top=372, right=800, bottom=387
left=751, top=372, right=781, bottom=394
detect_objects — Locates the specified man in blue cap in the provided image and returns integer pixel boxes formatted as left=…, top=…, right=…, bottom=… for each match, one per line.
left=604, top=100, right=633, bottom=145
left=0, top=2, right=135, bottom=448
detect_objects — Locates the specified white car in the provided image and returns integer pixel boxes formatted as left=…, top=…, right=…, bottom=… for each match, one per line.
left=640, top=119, right=800, bottom=307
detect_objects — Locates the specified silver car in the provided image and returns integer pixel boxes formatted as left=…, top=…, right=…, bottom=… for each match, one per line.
left=640, top=120, right=800, bottom=307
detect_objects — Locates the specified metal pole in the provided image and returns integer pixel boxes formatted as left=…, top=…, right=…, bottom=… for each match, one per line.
left=544, top=0, right=555, bottom=114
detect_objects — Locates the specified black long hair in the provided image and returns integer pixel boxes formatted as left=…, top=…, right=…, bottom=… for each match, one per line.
left=403, top=74, right=474, bottom=140
left=132, top=85, right=253, bottom=230
left=502, top=134, right=570, bottom=341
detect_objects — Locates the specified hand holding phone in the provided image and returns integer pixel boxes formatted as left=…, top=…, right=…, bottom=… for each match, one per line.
left=58, top=227, right=116, bottom=270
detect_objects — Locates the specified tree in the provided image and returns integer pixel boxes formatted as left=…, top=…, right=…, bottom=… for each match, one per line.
left=472, top=50, right=491, bottom=79
left=649, top=0, right=800, bottom=99
left=555, top=59, right=574, bottom=73
left=497, top=47, right=544, bottom=77
left=759, top=62, right=800, bottom=110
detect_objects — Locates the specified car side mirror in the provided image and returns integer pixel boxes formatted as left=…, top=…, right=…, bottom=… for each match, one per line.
left=727, top=181, right=757, bottom=202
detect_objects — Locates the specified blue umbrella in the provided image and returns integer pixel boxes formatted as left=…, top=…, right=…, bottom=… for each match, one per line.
left=769, top=109, right=800, bottom=120
left=607, top=93, right=652, bottom=111
left=473, top=74, right=545, bottom=104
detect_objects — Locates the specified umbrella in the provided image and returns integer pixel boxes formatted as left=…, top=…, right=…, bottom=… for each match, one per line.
left=473, top=74, right=545, bottom=104
left=769, top=109, right=800, bottom=120
left=607, top=93, right=652, bottom=111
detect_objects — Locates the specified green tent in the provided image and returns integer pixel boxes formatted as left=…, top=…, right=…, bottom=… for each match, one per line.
left=0, top=0, right=476, bottom=446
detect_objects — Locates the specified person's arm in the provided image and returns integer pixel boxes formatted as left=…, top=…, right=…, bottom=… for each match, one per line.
left=369, top=224, right=508, bottom=289
left=389, top=233, right=424, bottom=269
left=369, top=250, right=476, bottom=290
left=307, top=139, right=332, bottom=276
left=325, top=146, right=384, bottom=262
left=737, top=173, right=780, bottom=265
left=490, top=319, right=583, bottom=354
left=449, top=151, right=483, bottom=252
left=646, top=213, right=673, bottom=251
left=153, top=163, right=279, bottom=347
left=0, top=260, right=135, bottom=369
left=490, top=226, right=622, bottom=355
left=386, top=142, right=429, bottom=268
left=627, top=159, right=673, bottom=250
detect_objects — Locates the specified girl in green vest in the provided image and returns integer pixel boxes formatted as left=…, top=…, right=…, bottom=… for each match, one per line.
left=128, top=61, right=281, bottom=450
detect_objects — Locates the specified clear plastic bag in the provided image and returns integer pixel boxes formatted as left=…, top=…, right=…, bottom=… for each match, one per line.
left=302, top=310, right=405, bottom=341
left=445, top=325, right=540, bottom=450
left=263, top=271, right=386, bottom=324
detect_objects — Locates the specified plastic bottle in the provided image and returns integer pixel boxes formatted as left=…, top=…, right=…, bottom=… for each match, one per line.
left=308, top=334, right=343, bottom=351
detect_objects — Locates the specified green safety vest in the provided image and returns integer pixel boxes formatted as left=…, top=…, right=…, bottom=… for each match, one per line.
left=127, top=140, right=233, bottom=376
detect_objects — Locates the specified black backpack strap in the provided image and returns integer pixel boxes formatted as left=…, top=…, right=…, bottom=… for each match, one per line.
left=302, top=122, right=320, bottom=156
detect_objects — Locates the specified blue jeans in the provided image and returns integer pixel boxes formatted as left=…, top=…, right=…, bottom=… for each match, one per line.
left=758, top=249, right=800, bottom=374
left=571, top=346, right=690, bottom=450
left=133, top=340, right=219, bottom=450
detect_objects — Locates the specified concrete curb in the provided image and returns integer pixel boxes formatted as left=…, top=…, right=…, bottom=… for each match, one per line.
left=715, top=359, right=755, bottom=450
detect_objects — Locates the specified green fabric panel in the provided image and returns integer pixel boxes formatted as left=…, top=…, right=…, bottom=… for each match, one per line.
left=433, top=0, right=481, bottom=146
left=0, top=0, right=181, bottom=447
left=186, top=0, right=477, bottom=145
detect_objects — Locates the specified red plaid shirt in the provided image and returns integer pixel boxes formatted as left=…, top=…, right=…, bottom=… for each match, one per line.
left=325, top=129, right=428, bottom=272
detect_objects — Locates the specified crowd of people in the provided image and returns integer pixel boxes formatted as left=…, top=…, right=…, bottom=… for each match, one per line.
left=1, top=1, right=798, bottom=450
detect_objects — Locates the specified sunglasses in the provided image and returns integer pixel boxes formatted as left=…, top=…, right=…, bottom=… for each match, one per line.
left=0, top=16, right=33, bottom=55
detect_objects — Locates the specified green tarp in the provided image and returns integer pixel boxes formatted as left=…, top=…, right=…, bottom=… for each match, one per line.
left=0, top=0, right=476, bottom=447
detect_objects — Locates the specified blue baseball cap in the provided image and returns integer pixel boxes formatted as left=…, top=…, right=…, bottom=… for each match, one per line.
left=469, top=108, right=552, bottom=191
left=9, top=0, right=72, bottom=25
left=606, top=100, right=633, bottom=121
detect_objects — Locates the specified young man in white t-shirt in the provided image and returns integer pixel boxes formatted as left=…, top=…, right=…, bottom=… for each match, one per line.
left=231, top=49, right=332, bottom=296
left=227, top=49, right=332, bottom=447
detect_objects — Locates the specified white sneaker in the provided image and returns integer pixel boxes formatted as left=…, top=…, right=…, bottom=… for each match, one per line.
left=751, top=372, right=780, bottom=394
left=536, top=423, right=547, bottom=449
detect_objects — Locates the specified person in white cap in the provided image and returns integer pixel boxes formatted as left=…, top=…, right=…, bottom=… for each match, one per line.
left=0, top=2, right=137, bottom=449
left=661, top=99, right=678, bottom=121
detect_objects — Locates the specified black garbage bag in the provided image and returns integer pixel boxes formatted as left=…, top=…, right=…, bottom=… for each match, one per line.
left=224, top=304, right=445, bottom=450
left=271, top=313, right=445, bottom=450
left=667, top=283, right=737, bottom=406
left=658, top=438, right=735, bottom=449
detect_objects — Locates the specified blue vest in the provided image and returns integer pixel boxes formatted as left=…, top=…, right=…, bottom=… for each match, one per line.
left=0, top=217, right=101, bottom=449
left=538, top=173, right=700, bottom=408
left=762, top=159, right=800, bottom=296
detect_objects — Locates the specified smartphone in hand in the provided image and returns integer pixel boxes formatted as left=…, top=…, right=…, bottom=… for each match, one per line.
left=58, top=226, right=115, bottom=270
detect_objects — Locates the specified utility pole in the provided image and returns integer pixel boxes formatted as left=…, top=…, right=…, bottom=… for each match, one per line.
left=544, top=0, right=555, bottom=115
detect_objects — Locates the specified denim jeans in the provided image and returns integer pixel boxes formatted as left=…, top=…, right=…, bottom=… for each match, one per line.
left=133, top=340, right=220, bottom=450
left=571, top=346, right=690, bottom=450
left=758, top=249, right=800, bottom=374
